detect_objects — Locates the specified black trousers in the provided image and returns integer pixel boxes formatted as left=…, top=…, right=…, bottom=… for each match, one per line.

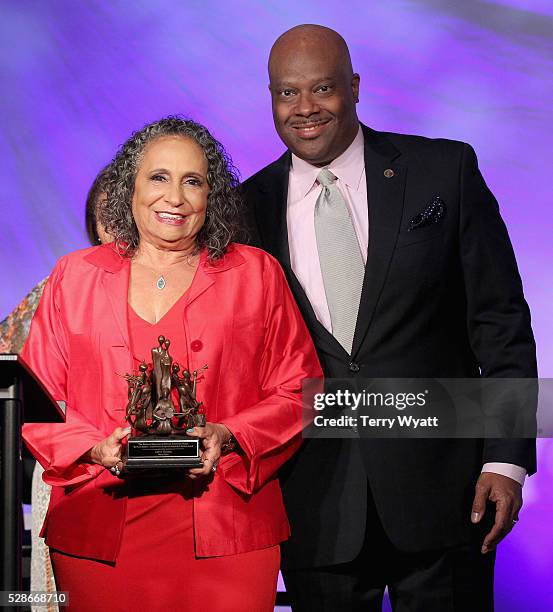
left=282, top=490, right=495, bottom=612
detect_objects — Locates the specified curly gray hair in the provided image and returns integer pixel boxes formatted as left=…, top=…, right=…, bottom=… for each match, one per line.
left=99, top=116, right=245, bottom=259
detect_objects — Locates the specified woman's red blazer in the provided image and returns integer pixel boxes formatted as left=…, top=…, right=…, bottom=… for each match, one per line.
left=22, top=243, right=322, bottom=562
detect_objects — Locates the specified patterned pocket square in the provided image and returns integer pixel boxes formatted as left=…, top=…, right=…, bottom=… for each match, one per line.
left=408, top=196, right=446, bottom=231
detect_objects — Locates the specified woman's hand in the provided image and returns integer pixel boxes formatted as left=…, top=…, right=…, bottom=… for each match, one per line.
left=84, top=426, right=131, bottom=470
left=186, top=422, right=233, bottom=478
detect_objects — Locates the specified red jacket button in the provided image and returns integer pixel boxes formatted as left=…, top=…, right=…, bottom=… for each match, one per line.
left=191, top=340, right=203, bottom=352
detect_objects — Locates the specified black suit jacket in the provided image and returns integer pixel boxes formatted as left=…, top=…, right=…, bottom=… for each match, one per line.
left=242, top=124, right=536, bottom=569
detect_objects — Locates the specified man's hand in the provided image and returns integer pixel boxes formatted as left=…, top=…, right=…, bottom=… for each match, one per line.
left=471, top=472, right=522, bottom=554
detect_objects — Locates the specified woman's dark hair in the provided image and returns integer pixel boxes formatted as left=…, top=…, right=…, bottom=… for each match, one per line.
left=98, top=116, right=245, bottom=260
left=84, top=165, right=110, bottom=245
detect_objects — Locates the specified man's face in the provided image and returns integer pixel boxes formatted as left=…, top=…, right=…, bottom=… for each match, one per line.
left=269, top=48, right=359, bottom=166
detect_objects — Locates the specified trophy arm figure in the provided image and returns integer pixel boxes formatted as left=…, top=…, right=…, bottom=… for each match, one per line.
left=170, top=370, right=198, bottom=430
left=134, top=382, right=152, bottom=432
left=142, top=382, right=154, bottom=424
left=171, top=365, right=190, bottom=423
left=175, top=383, right=193, bottom=416
left=191, top=365, right=208, bottom=399
left=180, top=371, right=196, bottom=409
left=171, top=362, right=182, bottom=393
left=125, top=376, right=143, bottom=426
left=124, top=379, right=137, bottom=424
left=124, top=363, right=149, bottom=428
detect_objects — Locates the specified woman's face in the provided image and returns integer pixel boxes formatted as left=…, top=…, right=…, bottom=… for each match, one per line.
left=132, top=135, right=210, bottom=251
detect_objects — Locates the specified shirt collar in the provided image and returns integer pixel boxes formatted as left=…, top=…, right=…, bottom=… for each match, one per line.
left=290, top=125, right=364, bottom=198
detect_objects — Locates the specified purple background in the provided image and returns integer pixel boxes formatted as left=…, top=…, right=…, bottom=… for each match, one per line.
left=1, top=2, right=551, bottom=608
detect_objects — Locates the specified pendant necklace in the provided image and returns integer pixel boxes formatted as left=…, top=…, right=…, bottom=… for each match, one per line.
left=135, top=254, right=197, bottom=291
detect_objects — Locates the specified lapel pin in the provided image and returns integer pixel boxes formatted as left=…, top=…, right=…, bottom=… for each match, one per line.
left=383, top=168, right=394, bottom=178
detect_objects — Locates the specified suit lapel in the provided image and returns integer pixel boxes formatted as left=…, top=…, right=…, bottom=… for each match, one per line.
left=285, top=272, right=346, bottom=356
left=255, top=152, right=292, bottom=268
left=351, top=125, right=406, bottom=356
left=254, top=153, right=346, bottom=357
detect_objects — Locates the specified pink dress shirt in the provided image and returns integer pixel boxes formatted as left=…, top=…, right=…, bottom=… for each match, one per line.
left=286, top=126, right=526, bottom=486
left=287, top=127, right=367, bottom=332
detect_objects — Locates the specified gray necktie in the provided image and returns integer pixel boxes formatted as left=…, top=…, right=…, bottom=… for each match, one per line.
left=314, top=169, right=364, bottom=354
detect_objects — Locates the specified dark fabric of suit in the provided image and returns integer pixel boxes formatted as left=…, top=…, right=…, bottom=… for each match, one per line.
left=241, top=124, right=537, bottom=571
left=282, top=492, right=496, bottom=612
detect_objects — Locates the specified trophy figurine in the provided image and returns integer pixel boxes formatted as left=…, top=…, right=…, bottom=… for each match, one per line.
left=122, top=335, right=207, bottom=472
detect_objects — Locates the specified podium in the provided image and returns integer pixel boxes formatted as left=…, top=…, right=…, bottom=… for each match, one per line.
left=0, top=354, right=65, bottom=591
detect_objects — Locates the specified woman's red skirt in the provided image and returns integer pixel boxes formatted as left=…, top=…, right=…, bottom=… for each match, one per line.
left=50, top=478, right=280, bottom=612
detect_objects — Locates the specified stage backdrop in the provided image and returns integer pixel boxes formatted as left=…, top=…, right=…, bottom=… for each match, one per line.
left=1, top=2, right=551, bottom=609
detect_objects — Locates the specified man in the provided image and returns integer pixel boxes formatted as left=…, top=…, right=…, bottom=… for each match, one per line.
left=242, top=24, right=536, bottom=611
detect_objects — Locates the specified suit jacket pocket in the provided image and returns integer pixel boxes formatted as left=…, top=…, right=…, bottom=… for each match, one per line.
left=389, top=229, right=448, bottom=292
left=396, top=226, right=444, bottom=248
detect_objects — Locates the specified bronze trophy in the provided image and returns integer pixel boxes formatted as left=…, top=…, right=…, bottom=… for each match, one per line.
left=122, top=335, right=207, bottom=472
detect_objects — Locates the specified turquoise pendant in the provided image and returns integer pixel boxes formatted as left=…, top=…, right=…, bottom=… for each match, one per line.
left=156, top=276, right=166, bottom=290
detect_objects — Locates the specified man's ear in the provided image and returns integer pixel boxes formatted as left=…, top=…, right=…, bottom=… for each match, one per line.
left=352, top=73, right=360, bottom=103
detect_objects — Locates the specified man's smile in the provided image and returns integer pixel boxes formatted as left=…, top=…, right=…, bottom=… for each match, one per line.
left=290, top=118, right=332, bottom=139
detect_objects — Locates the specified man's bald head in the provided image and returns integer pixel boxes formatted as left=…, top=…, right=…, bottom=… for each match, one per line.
left=269, top=25, right=353, bottom=80
left=268, top=25, right=360, bottom=166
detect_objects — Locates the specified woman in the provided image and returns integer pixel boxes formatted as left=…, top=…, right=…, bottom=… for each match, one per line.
left=22, top=117, right=322, bottom=611
left=1, top=165, right=111, bottom=611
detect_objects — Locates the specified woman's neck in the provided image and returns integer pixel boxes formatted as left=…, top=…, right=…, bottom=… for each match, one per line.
left=133, top=240, right=198, bottom=270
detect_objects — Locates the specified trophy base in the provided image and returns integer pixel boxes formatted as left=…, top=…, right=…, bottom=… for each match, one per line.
left=123, top=434, right=203, bottom=472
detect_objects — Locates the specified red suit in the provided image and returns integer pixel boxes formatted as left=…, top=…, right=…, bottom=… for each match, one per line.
left=22, top=243, right=322, bottom=566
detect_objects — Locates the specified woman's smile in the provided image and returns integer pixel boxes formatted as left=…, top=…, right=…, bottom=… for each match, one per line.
left=154, top=210, right=188, bottom=225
